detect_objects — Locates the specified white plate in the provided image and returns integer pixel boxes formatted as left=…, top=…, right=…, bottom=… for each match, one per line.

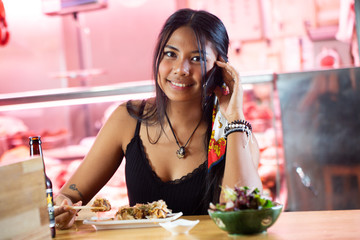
left=83, top=212, right=183, bottom=230
left=159, top=219, right=199, bottom=235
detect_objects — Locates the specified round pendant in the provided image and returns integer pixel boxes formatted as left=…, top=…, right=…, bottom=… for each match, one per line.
left=176, top=147, right=186, bottom=159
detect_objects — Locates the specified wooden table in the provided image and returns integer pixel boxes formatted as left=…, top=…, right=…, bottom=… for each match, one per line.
left=55, top=210, right=360, bottom=239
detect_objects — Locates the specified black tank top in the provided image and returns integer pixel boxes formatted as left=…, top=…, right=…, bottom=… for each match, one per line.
left=124, top=112, right=209, bottom=215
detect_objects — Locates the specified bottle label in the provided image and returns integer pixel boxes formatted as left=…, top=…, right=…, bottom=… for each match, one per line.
left=46, top=188, right=55, bottom=227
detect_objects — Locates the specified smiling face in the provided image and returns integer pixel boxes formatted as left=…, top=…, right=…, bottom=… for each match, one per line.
left=157, top=26, right=217, bottom=104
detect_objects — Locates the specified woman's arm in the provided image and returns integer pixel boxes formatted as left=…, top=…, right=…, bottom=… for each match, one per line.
left=57, top=103, right=135, bottom=204
left=214, top=60, right=262, bottom=202
left=221, top=129, right=262, bottom=200
left=54, top=102, right=136, bottom=228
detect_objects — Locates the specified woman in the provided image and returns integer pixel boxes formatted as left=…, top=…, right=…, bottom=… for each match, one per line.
left=54, top=8, right=262, bottom=229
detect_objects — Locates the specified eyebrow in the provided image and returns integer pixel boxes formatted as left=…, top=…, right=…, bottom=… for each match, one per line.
left=165, top=45, right=206, bottom=55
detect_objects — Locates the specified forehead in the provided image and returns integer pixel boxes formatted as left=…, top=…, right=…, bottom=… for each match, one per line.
left=166, top=26, right=217, bottom=56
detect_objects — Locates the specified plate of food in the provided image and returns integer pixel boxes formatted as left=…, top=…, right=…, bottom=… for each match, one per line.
left=83, top=200, right=183, bottom=230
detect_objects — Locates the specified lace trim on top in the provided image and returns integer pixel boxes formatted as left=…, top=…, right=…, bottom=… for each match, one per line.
left=135, top=135, right=207, bottom=185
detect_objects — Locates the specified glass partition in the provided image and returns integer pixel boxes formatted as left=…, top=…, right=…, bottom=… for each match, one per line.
left=277, top=67, right=360, bottom=211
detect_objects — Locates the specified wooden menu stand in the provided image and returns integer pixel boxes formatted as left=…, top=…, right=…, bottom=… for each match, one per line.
left=0, top=157, right=51, bottom=239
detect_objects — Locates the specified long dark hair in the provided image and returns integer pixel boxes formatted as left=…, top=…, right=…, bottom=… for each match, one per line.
left=127, top=8, right=229, bottom=206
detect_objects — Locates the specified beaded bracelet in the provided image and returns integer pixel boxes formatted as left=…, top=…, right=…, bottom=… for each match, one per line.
left=224, top=125, right=251, bottom=139
left=224, top=119, right=252, bottom=132
left=224, top=120, right=253, bottom=147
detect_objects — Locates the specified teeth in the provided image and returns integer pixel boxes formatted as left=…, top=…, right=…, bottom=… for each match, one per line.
left=171, top=82, right=187, bottom=87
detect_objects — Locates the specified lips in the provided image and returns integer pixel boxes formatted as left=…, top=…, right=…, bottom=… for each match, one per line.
left=168, top=80, right=191, bottom=88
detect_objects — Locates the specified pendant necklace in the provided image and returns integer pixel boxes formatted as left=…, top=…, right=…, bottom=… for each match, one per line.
left=165, top=111, right=202, bottom=159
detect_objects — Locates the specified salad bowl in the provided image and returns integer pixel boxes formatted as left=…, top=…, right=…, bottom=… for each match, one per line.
left=208, top=186, right=283, bottom=235
left=208, top=203, right=283, bottom=235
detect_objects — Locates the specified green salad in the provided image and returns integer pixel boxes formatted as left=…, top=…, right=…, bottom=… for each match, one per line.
left=209, top=186, right=275, bottom=211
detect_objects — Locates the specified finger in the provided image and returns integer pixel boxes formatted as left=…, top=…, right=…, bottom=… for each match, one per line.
left=73, top=200, right=83, bottom=207
left=214, top=85, right=230, bottom=99
left=54, top=205, right=72, bottom=216
left=224, top=62, right=239, bottom=81
left=61, top=199, right=71, bottom=206
left=214, top=65, right=235, bottom=95
left=55, top=199, right=81, bottom=217
left=55, top=209, right=78, bottom=230
left=216, top=60, right=239, bottom=77
left=218, top=56, right=229, bottom=63
left=215, top=61, right=237, bottom=83
left=73, top=201, right=82, bottom=216
left=55, top=199, right=82, bottom=230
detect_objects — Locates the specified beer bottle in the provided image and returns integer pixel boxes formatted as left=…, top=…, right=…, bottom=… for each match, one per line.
left=29, top=136, right=56, bottom=238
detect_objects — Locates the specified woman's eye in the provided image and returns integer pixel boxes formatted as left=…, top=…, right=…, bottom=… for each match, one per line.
left=192, top=56, right=203, bottom=62
left=164, top=51, right=176, bottom=58
left=192, top=56, right=200, bottom=62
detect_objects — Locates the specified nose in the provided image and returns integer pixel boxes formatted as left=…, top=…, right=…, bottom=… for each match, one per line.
left=173, top=59, right=190, bottom=76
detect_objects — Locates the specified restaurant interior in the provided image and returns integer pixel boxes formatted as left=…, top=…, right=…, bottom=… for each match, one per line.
left=0, top=0, right=359, bottom=218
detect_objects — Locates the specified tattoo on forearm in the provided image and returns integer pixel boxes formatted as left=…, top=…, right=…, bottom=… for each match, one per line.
left=69, top=184, right=84, bottom=199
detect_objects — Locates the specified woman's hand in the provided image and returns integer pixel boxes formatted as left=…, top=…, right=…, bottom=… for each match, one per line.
left=54, top=194, right=82, bottom=230
left=213, top=59, right=244, bottom=122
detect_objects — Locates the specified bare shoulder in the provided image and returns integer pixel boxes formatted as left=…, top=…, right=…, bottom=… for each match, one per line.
left=104, top=99, right=153, bottom=149
left=105, top=101, right=139, bottom=133
left=111, top=99, right=151, bottom=121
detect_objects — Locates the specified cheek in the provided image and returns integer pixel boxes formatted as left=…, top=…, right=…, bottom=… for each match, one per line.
left=157, top=61, right=169, bottom=90
left=158, top=61, right=172, bottom=79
